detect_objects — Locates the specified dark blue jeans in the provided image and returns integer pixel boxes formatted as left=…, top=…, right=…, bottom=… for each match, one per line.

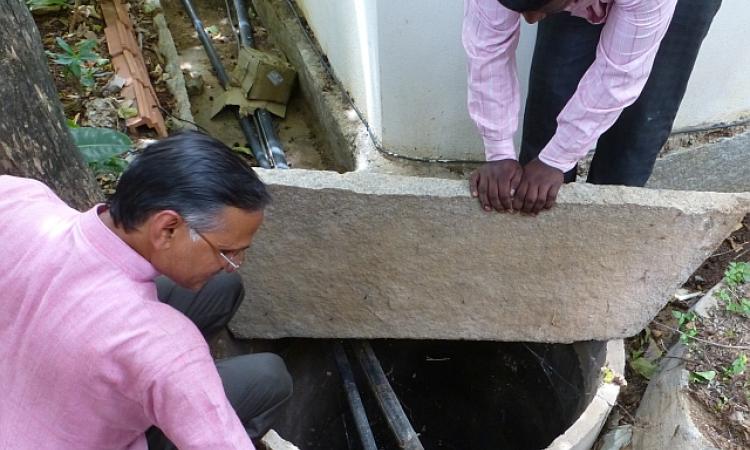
left=519, top=0, right=722, bottom=186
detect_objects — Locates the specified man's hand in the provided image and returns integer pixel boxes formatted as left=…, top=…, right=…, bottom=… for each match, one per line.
left=469, top=160, right=523, bottom=212
left=512, top=158, right=564, bottom=215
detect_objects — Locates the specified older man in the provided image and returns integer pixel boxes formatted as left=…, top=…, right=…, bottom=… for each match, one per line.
left=464, top=0, right=721, bottom=214
left=0, top=131, right=291, bottom=449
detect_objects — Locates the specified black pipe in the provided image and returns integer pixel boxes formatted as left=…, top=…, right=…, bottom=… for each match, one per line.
left=179, top=0, right=271, bottom=168
left=233, top=0, right=288, bottom=169
left=233, top=0, right=254, bottom=48
left=239, top=113, right=270, bottom=168
left=254, top=109, right=288, bottom=169
left=353, top=341, right=424, bottom=450
left=333, top=342, right=378, bottom=450
left=179, top=0, right=230, bottom=88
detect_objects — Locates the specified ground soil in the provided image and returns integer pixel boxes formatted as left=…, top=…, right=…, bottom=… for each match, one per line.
left=685, top=290, right=750, bottom=449
left=159, top=0, right=332, bottom=170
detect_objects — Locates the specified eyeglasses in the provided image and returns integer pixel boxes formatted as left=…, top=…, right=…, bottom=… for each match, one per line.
left=191, top=228, right=243, bottom=271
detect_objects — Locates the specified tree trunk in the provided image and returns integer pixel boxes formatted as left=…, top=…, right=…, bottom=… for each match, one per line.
left=0, top=0, right=101, bottom=210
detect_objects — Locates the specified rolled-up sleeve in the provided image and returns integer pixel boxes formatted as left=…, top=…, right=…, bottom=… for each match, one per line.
left=538, top=0, right=678, bottom=172
left=463, top=0, right=522, bottom=162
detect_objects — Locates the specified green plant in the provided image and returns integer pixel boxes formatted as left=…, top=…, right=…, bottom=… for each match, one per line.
left=672, top=310, right=699, bottom=343
left=69, top=127, right=132, bottom=175
left=46, top=38, right=107, bottom=88
left=725, top=262, right=750, bottom=287
left=725, top=354, right=748, bottom=378
left=689, top=370, right=716, bottom=384
left=26, top=0, right=68, bottom=11
left=715, top=270, right=750, bottom=317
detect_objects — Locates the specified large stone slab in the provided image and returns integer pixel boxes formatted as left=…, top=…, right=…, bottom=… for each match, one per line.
left=230, top=169, right=749, bottom=342
left=647, top=131, right=750, bottom=193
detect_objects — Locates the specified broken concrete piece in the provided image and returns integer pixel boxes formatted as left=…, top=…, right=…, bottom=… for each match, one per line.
left=259, top=430, right=299, bottom=450
left=230, top=169, right=749, bottom=342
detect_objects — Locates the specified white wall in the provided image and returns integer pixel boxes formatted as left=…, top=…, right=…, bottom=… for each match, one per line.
left=295, top=0, right=382, bottom=135
left=672, top=2, right=750, bottom=130
left=297, top=1, right=749, bottom=161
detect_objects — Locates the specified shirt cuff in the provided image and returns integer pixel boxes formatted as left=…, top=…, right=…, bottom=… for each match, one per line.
left=483, top=137, right=517, bottom=162
left=538, top=138, right=579, bottom=173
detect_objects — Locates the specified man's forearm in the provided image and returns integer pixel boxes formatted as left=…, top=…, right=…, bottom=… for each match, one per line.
left=538, top=0, right=678, bottom=172
left=463, top=0, right=523, bottom=162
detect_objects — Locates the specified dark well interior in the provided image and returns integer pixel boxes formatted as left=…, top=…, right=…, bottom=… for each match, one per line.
left=251, top=338, right=606, bottom=450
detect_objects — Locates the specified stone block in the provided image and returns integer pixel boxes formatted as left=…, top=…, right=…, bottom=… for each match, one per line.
left=230, top=169, right=749, bottom=342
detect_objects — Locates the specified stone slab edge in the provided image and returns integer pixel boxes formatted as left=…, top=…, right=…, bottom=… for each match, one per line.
left=256, top=168, right=750, bottom=214
left=631, top=284, right=725, bottom=450
left=549, top=340, right=625, bottom=450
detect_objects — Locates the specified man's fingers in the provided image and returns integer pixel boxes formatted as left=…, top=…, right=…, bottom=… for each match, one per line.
left=522, top=185, right=538, bottom=214
left=545, top=183, right=561, bottom=210
left=488, top=177, right=503, bottom=212
left=503, top=169, right=522, bottom=211
left=498, top=179, right=513, bottom=211
left=533, top=184, right=549, bottom=215
left=477, top=174, right=491, bottom=211
left=469, top=171, right=479, bottom=197
left=512, top=180, right=528, bottom=212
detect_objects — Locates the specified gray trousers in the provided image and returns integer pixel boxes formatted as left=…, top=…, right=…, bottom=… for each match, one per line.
left=146, top=272, right=293, bottom=449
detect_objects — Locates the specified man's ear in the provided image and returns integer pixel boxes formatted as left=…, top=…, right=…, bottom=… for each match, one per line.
left=146, top=210, right=185, bottom=251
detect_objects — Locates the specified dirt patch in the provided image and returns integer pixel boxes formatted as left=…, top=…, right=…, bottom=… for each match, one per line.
left=160, top=0, right=333, bottom=170
left=684, top=278, right=750, bottom=449
left=685, top=214, right=750, bottom=291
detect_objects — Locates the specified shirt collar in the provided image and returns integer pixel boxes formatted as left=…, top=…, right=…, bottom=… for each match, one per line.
left=78, top=204, right=160, bottom=283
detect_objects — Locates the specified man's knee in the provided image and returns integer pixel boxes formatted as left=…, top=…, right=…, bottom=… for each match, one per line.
left=218, top=352, right=293, bottom=422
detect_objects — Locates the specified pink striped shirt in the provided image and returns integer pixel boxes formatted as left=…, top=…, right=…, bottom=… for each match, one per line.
left=462, top=0, right=677, bottom=172
left=0, top=176, right=252, bottom=450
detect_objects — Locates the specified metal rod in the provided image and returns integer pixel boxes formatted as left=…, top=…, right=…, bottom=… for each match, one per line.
left=254, top=109, right=288, bottom=168
left=333, top=342, right=378, bottom=450
left=179, top=0, right=230, bottom=89
left=179, top=0, right=271, bottom=168
left=232, top=0, right=254, bottom=48
left=233, top=0, right=289, bottom=169
left=353, top=341, right=424, bottom=450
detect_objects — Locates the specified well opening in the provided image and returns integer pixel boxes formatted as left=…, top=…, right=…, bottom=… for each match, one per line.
left=250, top=338, right=606, bottom=449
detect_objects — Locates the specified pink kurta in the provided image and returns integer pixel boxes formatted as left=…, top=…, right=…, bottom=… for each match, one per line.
left=463, top=0, right=677, bottom=171
left=0, top=176, right=252, bottom=449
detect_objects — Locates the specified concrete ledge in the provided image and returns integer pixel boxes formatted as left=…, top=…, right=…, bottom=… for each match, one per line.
left=549, top=340, right=625, bottom=450
left=230, top=169, right=749, bottom=342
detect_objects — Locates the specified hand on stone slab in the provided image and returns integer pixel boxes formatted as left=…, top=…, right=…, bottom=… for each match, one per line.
left=512, top=158, right=563, bottom=215
left=469, top=160, right=523, bottom=213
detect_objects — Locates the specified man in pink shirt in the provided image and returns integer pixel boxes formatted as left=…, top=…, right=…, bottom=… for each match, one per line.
left=0, top=131, right=292, bottom=449
left=464, top=0, right=721, bottom=214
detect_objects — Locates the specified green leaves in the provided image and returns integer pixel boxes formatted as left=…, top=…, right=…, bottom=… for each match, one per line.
left=69, top=127, right=132, bottom=175
left=725, top=262, right=750, bottom=287
left=630, top=355, right=658, bottom=380
left=725, top=354, right=748, bottom=378
left=26, top=0, right=68, bottom=11
left=672, top=310, right=699, bottom=343
left=46, top=38, right=107, bottom=88
left=70, top=127, right=132, bottom=163
left=689, top=370, right=717, bottom=384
